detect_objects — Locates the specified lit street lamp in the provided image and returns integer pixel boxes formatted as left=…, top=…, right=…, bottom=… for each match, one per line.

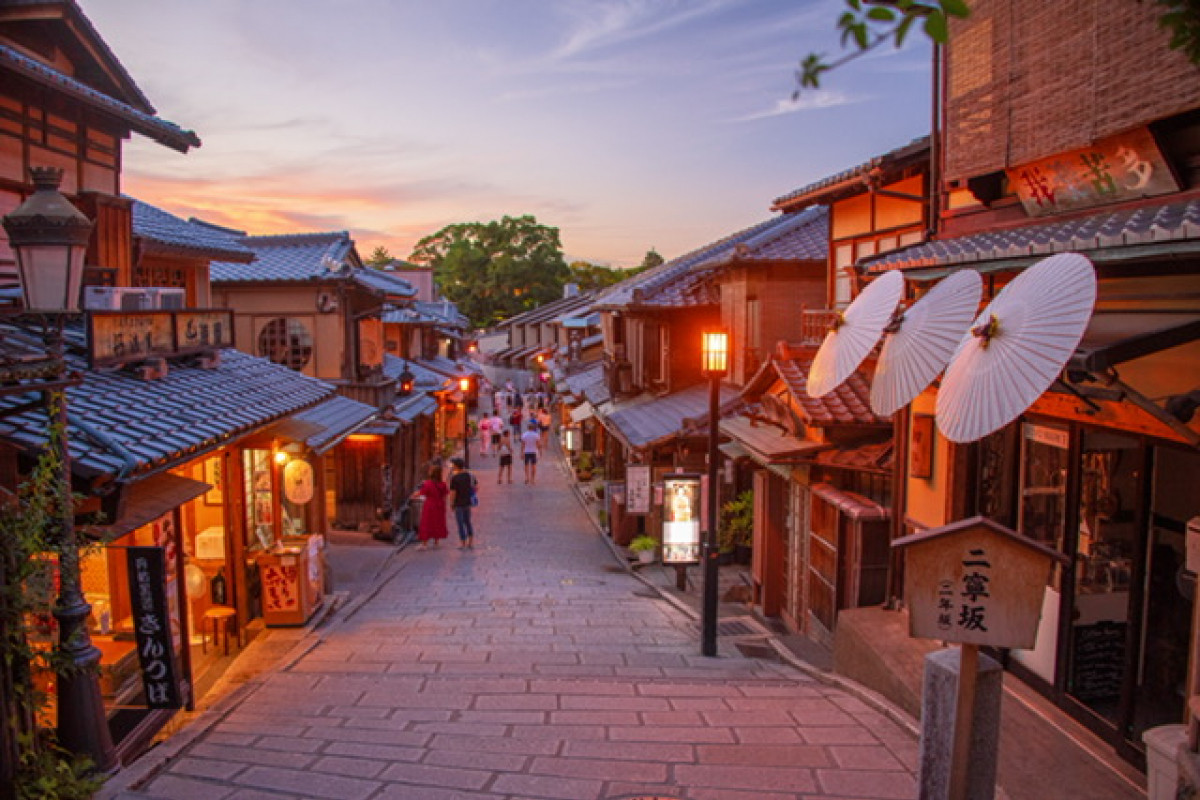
left=700, top=330, right=728, bottom=657
left=458, top=375, right=471, bottom=469
left=2, top=167, right=117, bottom=770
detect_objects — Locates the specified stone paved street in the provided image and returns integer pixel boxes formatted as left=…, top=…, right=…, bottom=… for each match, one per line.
left=106, top=441, right=920, bottom=800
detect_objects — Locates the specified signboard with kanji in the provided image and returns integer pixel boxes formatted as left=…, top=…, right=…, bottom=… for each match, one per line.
left=88, top=309, right=235, bottom=368
left=893, top=517, right=1067, bottom=649
left=662, top=474, right=701, bottom=565
left=126, top=546, right=183, bottom=709
left=1007, top=127, right=1178, bottom=217
left=626, top=464, right=652, bottom=515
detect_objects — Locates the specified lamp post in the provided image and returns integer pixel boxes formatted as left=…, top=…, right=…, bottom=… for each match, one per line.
left=699, top=330, right=728, bottom=657
left=458, top=376, right=471, bottom=469
left=2, top=167, right=117, bottom=770
left=398, top=362, right=414, bottom=397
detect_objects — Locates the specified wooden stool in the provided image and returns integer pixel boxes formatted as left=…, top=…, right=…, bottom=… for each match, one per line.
left=202, top=606, right=238, bottom=656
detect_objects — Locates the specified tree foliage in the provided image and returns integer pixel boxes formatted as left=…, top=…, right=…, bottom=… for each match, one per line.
left=364, top=246, right=393, bottom=268
left=408, top=215, right=571, bottom=327
left=568, top=261, right=628, bottom=292
left=796, top=0, right=1200, bottom=94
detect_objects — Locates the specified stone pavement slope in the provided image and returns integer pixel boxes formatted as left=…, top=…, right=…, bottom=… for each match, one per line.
left=104, top=443, right=921, bottom=800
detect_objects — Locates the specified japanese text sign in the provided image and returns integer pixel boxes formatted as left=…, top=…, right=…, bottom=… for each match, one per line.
left=126, top=547, right=183, bottom=709
left=1007, top=127, right=1178, bottom=217
left=893, top=517, right=1065, bottom=649
left=626, top=465, right=652, bottom=515
left=88, top=309, right=235, bottom=368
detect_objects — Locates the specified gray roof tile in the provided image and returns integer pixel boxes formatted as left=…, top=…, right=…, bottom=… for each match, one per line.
left=131, top=200, right=256, bottom=263
left=211, top=232, right=355, bottom=283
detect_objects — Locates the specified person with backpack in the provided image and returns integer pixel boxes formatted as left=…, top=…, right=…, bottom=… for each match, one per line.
left=448, top=457, right=478, bottom=550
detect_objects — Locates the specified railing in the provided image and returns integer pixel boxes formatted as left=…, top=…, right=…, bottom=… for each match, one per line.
left=801, top=308, right=840, bottom=346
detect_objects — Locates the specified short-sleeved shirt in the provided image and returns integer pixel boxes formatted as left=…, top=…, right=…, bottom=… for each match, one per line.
left=449, top=471, right=476, bottom=508
left=520, top=430, right=540, bottom=455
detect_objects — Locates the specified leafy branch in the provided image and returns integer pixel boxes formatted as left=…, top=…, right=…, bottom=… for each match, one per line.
left=796, top=0, right=968, bottom=95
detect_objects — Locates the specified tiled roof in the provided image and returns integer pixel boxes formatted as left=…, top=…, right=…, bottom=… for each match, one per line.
left=595, top=215, right=804, bottom=310
left=560, top=362, right=604, bottom=398
left=773, top=357, right=884, bottom=426
left=772, top=136, right=929, bottom=210
left=0, top=339, right=335, bottom=480
left=211, top=232, right=355, bottom=283
left=809, top=440, right=894, bottom=472
left=383, top=355, right=450, bottom=391
left=0, top=43, right=199, bottom=152
left=415, top=301, right=470, bottom=328
left=352, top=268, right=416, bottom=298
left=0, top=326, right=64, bottom=385
left=598, top=383, right=739, bottom=451
left=502, top=292, right=594, bottom=327
left=865, top=195, right=1200, bottom=274
left=693, top=206, right=828, bottom=268
left=131, top=200, right=256, bottom=263
left=288, top=395, right=377, bottom=454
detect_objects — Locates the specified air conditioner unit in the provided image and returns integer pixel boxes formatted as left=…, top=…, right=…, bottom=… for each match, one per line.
left=145, top=287, right=186, bottom=309
left=83, top=287, right=153, bottom=311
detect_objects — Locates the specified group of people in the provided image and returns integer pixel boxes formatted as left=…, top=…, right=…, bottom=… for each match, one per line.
left=409, top=381, right=552, bottom=550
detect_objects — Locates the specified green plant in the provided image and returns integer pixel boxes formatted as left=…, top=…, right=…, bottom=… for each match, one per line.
left=629, top=534, right=658, bottom=553
left=1, top=401, right=105, bottom=798
left=717, top=490, right=754, bottom=553
left=575, top=452, right=594, bottom=473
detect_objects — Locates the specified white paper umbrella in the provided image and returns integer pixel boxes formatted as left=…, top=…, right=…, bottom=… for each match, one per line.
left=936, top=253, right=1097, bottom=443
left=807, top=269, right=905, bottom=398
left=870, top=269, right=983, bottom=417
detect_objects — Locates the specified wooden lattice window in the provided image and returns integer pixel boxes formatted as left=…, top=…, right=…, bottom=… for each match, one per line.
left=257, top=318, right=313, bottom=370
left=133, top=264, right=187, bottom=287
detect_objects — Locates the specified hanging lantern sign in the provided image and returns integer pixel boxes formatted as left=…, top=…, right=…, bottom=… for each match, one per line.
left=662, top=474, right=701, bottom=565
left=283, top=459, right=314, bottom=505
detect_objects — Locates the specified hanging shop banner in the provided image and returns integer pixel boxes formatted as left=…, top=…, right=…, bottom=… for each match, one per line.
left=626, top=465, right=652, bottom=515
left=126, top=546, right=183, bottom=709
left=662, top=474, right=701, bottom=565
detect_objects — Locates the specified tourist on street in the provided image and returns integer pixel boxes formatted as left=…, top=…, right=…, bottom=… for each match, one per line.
left=412, top=462, right=449, bottom=550
left=478, top=414, right=491, bottom=457
left=497, top=430, right=514, bottom=484
left=489, top=410, right=504, bottom=454
left=509, top=405, right=523, bottom=436
left=521, top=421, right=542, bottom=485
left=448, top=457, right=478, bottom=550
left=536, top=406, right=552, bottom=449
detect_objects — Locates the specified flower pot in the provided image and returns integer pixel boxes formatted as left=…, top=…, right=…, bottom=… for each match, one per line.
left=637, top=549, right=656, bottom=564
left=734, top=544, right=753, bottom=565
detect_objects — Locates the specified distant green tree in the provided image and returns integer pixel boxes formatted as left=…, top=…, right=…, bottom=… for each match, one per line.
left=409, top=215, right=570, bottom=327
left=568, top=261, right=628, bottom=292
left=639, top=248, right=664, bottom=270
left=365, top=246, right=393, bottom=268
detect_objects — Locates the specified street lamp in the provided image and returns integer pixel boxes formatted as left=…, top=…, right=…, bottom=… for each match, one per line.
left=398, top=362, right=414, bottom=397
left=699, top=330, right=728, bottom=657
left=2, top=167, right=117, bottom=770
left=458, top=376, right=471, bottom=469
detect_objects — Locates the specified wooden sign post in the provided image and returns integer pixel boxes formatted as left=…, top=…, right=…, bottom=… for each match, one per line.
left=893, top=517, right=1068, bottom=800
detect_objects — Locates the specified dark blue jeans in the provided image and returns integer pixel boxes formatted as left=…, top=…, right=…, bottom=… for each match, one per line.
left=454, top=506, right=474, bottom=541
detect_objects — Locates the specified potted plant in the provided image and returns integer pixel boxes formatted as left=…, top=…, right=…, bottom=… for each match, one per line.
left=574, top=451, right=595, bottom=482
left=718, top=490, right=754, bottom=565
left=629, top=534, right=658, bottom=564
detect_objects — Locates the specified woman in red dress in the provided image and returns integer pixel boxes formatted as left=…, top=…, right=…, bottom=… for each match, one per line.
left=413, top=462, right=449, bottom=549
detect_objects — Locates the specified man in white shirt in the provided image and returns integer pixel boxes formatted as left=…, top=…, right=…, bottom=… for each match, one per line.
left=520, top=422, right=542, bottom=485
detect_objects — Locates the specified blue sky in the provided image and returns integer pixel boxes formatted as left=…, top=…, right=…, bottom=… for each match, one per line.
left=80, top=0, right=931, bottom=267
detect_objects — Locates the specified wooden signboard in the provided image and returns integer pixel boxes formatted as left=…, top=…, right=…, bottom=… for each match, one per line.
left=662, top=474, right=701, bottom=565
left=1007, top=127, right=1179, bottom=217
left=626, top=464, right=652, bottom=515
left=88, top=309, right=235, bottom=368
left=893, top=516, right=1067, bottom=649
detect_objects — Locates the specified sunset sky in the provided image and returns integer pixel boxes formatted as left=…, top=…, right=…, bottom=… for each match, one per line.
left=80, top=0, right=931, bottom=268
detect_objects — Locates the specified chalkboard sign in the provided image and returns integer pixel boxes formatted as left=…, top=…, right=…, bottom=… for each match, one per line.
left=1070, top=621, right=1126, bottom=702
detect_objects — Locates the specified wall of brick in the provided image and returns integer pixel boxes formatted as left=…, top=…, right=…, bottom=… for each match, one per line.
left=945, top=0, right=1200, bottom=181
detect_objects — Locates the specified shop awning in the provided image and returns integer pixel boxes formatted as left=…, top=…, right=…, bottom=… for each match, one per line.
left=719, top=441, right=751, bottom=461
left=92, top=473, right=211, bottom=538
left=1069, top=311, right=1200, bottom=374
left=719, top=415, right=829, bottom=465
left=570, top=401, right=595, bottom=423
left=810, top=482, right=889, bottom=521
left=267, top=395, right=378, bottom=455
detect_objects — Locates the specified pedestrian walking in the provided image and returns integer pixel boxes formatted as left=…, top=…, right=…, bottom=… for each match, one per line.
left=489, top=410, right=504, bottom=454
left=478, top=415, right=491, bottom=457
left=509, top=405, right=523, bottom=436
left=411, top=462, right=449, bottom=549
left=448, top=457, right=477, bottom=550
left=497, top=430, right=514, bottom=484
left=536, top=406, right=552, bottom=448
left=521, top=421, right=542, bottom=485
